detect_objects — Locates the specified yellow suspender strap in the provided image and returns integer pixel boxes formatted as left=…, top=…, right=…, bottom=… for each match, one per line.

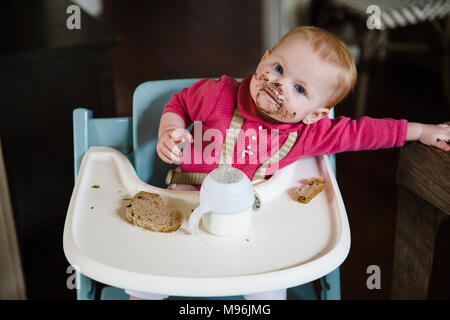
left=218, top=107, right=245, bottom=166
left=252, top=130, right=298, bottom=181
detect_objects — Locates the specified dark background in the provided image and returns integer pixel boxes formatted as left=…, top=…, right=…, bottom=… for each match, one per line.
left=1, top=0, right=448, bottom=299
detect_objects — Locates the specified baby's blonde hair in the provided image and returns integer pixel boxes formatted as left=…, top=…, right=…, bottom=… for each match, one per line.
left=272, top=26, right=357, bottom=109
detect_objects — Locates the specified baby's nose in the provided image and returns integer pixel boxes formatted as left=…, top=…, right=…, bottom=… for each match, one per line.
left=269, top=81, right=284, bottom=94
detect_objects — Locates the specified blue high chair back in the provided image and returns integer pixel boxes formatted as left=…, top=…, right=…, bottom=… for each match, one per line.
left=72, top=78, right=340, bottom=300
left=133, top=79, right=202, bottom=185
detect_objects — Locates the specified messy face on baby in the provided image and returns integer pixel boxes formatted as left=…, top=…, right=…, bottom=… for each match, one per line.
left=250, top=27, right=357, bottom=125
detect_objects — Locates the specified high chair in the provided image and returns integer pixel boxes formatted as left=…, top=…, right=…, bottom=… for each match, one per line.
left=72, top=78, right=342, bottom=300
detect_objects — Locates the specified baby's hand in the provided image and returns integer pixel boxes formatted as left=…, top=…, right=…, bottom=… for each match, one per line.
left=157, top=128, right=193, bottom=164
left=413, top=123, right=450, bottom=152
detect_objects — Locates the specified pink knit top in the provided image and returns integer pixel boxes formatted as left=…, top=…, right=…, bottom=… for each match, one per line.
left=162, top=75, right=408, bottom=181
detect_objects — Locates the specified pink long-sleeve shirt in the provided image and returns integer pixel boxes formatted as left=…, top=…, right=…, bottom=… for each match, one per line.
left=162, top=75, right=408, bottom=180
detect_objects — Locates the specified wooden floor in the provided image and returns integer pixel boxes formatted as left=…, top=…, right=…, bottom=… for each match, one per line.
left=101, top=1, right=449, bottom=300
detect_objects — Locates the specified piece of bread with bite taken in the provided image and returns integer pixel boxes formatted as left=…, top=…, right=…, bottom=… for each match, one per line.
left=125, top=191, right=183, bottom=232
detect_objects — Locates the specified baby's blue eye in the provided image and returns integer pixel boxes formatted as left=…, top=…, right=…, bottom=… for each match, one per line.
left=295, top=84, right=305, bottom=95
left=274, top=64, right=283, bottom=74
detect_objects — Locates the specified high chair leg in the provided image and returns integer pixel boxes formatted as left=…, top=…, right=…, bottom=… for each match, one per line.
left=320, top=267, right=341, bottom=300
left=76, top=272, right=96, bottom=300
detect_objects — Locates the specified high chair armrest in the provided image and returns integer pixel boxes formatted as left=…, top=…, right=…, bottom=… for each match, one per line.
left=73, top=108, right=133, bottom=179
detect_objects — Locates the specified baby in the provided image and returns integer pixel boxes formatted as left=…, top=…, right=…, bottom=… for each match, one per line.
left=127, top=26, right=450, bottom=300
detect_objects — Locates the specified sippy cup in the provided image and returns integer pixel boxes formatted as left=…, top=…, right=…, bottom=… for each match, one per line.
left=188, top=166, right=261, bottom=236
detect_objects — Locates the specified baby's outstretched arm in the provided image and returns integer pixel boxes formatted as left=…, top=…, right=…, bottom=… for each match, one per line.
left=406, top=122, right=450, bottom=151
left=157, top=112, right=193, bottom=164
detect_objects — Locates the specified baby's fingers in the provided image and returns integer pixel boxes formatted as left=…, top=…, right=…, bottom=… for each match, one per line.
left=163, top=138, right=182, bottom=156
left=170, top=129, right=193, bottom=144
left=158, top=148, right=176, bottom=164
left=159, top=146, right=180, bottom=164
left=157, top=138, right=181, bottom=164
left=157, top=142, right=177, bottom=164
left=162, top=140, right=182, bottom=163
left=433, top=139, right=450, bottom=152
left=433, top=124, right=450, bottom=151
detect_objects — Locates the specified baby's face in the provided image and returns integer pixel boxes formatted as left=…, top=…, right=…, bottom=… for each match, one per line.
left=250, top=35, right=339, bottom=124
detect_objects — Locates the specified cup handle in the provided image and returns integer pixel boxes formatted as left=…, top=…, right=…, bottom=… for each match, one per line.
left=253, top=190, right=262, bottom=211
left=188, top=203, right=210, bottom=235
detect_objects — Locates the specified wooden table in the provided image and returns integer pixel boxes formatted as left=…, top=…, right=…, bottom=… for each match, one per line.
left=392, top=141, right=449, bottom=299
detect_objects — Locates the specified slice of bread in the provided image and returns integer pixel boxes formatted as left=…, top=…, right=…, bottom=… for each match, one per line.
left=295, top=177, right=325, bottom=204
left=125, top=191, right=183, bottom=233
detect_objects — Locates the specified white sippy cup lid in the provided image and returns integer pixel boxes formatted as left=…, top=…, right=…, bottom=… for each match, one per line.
left=200, top=166, right=255, bottom=214
left=210, top=165, right=244, bottom=184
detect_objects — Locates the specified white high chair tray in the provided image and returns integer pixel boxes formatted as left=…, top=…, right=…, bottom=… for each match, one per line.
left=63, top=146, right=350, bottom=297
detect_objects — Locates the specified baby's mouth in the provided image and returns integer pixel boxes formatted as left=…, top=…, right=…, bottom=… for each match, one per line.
left=263, top=89, right=279, bottom=105
left=261, top=87, right=284, bottom=111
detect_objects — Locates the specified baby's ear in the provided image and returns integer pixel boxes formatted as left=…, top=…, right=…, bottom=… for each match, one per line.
left=302, top=108, right=330, bottom=125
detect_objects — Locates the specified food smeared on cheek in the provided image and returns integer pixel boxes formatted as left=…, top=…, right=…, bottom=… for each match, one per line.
left=253, top=72, right=269, bottom=82
left=271, top=106, right=293, bottom=120
left=255, top=90, right=261, bottom=108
